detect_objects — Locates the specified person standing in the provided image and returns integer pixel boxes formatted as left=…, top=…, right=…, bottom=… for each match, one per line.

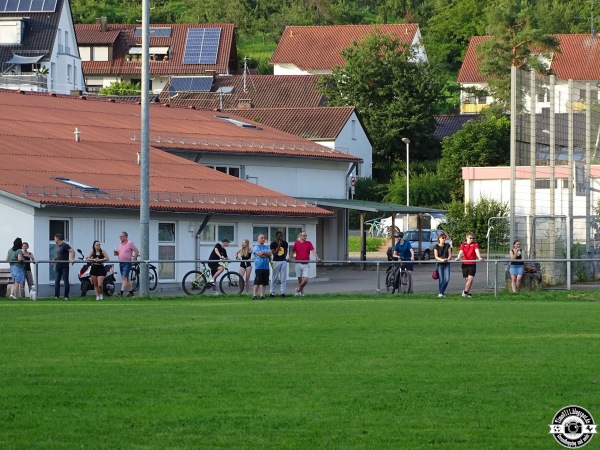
left=392, top=231, right=414, bottom=293
left=455, top=232, right=483, bottom=298
left=509, top=240, right=524, bottom=293
left=53, top=234, right=75, bottom=300
left=290, top=231, right=321, bottom=297
left=433, top=233, right=452, bottom=298
left=269, top=231, right=289, bottom=298
left=114, top=231, right=138, bottom=298
left=6, top=237, right=24, bottom=299
left=208, top=238, right=230, bottom=295
left=252, top=234, right=272, bottom=300
left=235, top=239, right=252, bottom=294
left=21, top=242, right=35, bottom=298
left=87, top=240, right=109, bottom=300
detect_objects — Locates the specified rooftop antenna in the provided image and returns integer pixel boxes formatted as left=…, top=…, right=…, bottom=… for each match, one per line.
left=243, top=56, right=249, bottom=94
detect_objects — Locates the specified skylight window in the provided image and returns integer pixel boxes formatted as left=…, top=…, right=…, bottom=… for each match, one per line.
left=215, top=116, right=261, bottom=129
left=54, top=178, right=101, bottom=192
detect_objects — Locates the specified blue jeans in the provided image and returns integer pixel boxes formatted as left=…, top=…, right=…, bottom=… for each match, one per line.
left=437, top=263, right=450, bottom=295
left=54, top=264, right=70, bottom=298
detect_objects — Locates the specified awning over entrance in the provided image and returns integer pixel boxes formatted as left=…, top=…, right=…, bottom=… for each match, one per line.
left=6, top=54, right=44, bottom=64
left=299, top=198, right=446, bottom=214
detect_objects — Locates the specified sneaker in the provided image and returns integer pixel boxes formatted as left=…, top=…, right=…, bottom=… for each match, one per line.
left=64, top=297, right=69, bottom=300
left=116, top=293, right=123, bottom=297
left=260, top=296, right=265, bottom=300
left=100, top=295, right=104, bottom=300
left=295, top=288, right=300, bottom=297
left=126, top=293, right=134, bottom=298
left=280, top=294, right=286, bottom=298
left=95, top=296, right=100, bottom=300
left=437, top=294, right=444, bottom=298
left=466, top=293, right=472, bottom=298
left=301, top=293, right=305, bottom=297
left=252, top=296, right=257, bottom=300
left=462, top=292, right=468, bottom=298
left=270, top=294, right=275, bottom=298
left=9, top=295, right=16, bottom=299
left=208, top=280, right=215, bottom=287
left=213, top=291, right=220, bottom=296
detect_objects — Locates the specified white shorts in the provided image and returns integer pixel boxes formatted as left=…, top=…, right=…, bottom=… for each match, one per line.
left=296, top=263, right=310, bottom=278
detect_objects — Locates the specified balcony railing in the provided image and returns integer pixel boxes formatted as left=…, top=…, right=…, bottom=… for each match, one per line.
left=460, top=103, right=490, bottom=114
left=0, top=73, right=48, bottom=91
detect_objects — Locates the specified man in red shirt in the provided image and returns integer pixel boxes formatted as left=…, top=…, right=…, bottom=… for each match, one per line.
left=290, top=231, right=321, bottom=297
left=455, top=231, right=483, bottom=298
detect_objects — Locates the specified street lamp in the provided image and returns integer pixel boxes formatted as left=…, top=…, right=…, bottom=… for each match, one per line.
left=401, top=138, right=410, bottom=207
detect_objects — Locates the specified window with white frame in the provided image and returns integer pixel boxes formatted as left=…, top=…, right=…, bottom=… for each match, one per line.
left=252, top=226, right=303, bottom=242
left=200, top=224, right=234, bottom=244
left=206, top=165, right=240, bottom=178
left=158, top=223, right=175, bottom=280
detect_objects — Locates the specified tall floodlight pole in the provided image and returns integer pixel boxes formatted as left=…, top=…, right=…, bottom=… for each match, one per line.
left=139, top=0, right=150, bottom=296
left=402, top=137, right=410, bottom=231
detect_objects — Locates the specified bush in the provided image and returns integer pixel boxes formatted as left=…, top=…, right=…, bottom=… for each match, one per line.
left=348, top=236, right=386, bottom=252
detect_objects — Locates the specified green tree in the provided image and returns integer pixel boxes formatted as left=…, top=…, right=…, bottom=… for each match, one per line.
left=98, top=81, right=141, bottom=96
left=384, top=170, right=451, bottom=207
left=317, top=32, right=446, bottom=177
left=475, top=0, right=559, bottom=108
left=438, top=110, right=510, bottom=200
left=444, top=197, right=509, bottom=250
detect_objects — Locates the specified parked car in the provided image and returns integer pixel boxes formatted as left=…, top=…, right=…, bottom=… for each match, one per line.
left=403, top=229, right=452, bottom=260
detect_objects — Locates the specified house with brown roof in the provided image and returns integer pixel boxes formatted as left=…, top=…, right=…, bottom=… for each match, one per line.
left=0, top=89, right=362, bottom=296
left=74, top=21, right=237, bottom=94
left=457, top=34, right=600, bottom=114
left=270, top=24, right=427, bottom=75
left=0, top=0, right=84, bottom=95
left=157, top=74, right=373, bottom=177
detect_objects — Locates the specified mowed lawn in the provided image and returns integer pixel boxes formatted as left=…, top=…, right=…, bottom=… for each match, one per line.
left=1, top=294, right=599, bottom=449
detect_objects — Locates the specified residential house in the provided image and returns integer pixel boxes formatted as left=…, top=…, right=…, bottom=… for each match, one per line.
left=457, top=34, right=600, bottom=114
left=0, top=89, right=361, bottom=295
left=157, top=73, right=373, bottom=177
left=0, top=0, right=83, bottom=94
left=74, top=21, right=237, bottom=94
left=270, top=24, right=427, bottom=75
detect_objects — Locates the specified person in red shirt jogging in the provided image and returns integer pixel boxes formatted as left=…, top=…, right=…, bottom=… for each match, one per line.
left=454, top=231, right=483, bottom=298
left=290, top=231, right=321, bottom=297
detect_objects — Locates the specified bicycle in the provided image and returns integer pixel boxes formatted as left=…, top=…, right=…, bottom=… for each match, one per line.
left=182, top=261, right=244, bottom=295
left=130, top=262, right=158, bottom=292
left=367, top=219, right=385, bottom=237
left=385, top=260, right=413, bottom=294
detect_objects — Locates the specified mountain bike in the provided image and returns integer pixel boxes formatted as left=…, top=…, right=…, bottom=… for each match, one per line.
left=385, top=260, right=412, bottom=294
left=130, top=262, right=158, bottom=292
left=182, top=261, right=244, bottom=295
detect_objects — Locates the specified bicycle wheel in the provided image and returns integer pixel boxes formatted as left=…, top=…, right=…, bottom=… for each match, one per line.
left=182, top=270, right=209, bottom=295
left=148, top=266, right=158, bottom=291
left=385, top=267, right=395, bottom=293
left=130, top=266, right=140, bottom=292
left=219, top=271, right=244, bottom=295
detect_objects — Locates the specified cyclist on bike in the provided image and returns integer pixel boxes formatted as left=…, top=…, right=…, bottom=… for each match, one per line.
left=208, top=238, right=230, bottom=295
left=392, top=232, right=414, bottom=292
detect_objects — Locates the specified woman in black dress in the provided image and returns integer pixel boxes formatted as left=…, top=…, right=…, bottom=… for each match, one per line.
left=87, top=240, right=109, bottom=300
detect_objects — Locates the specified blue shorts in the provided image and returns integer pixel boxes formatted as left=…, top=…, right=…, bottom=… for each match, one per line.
left=509, top=265, right=524, bottom=276
left=10, top=265, right=24, bottom=283
left=120, top=262, right=132, bottom=278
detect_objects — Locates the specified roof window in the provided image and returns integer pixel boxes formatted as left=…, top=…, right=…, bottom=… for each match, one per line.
left=53, top=178, right=101, bottom=192
left=215, top=115, right=261, bottom=129
left=0, top=19, right=24, bottom=45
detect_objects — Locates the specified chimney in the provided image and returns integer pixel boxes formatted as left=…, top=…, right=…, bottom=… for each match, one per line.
left=96, top=16, right=108, bottom=32
left=237, top=98, right=252, bottom=109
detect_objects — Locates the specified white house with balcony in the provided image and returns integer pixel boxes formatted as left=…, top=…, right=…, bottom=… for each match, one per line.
left=0, top=0, right=83, bottom=95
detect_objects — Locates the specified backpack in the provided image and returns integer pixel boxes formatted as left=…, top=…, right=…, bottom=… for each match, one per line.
left=386, top=245, right=393, bottom=261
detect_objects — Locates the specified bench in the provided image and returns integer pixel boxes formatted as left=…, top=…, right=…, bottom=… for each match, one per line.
left=0, top=268, right=13, bottom=297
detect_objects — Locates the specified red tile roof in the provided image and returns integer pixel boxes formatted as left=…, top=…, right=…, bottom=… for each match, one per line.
left=75, top=23, right=238, bottom=76
left=270, top=24, right=420, bottom=71
left=232, top=107, right=354, bottom=140
left=0, top=90, right=348, bottom=216
left=158, top=74, right=326, bottom=109
left=458, top=34, right=600, bottom=83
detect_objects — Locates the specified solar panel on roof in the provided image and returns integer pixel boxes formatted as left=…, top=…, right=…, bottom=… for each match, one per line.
left=134, top=27, right=172, bottom=38
left=168, top=77, right=213, bottom=97
left=183, top=28, right=221, bottom=65
left=0, top=0, right=57, bottom=12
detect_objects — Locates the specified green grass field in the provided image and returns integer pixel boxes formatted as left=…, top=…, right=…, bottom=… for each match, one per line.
left=1, top=294, right=599, bottom=449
